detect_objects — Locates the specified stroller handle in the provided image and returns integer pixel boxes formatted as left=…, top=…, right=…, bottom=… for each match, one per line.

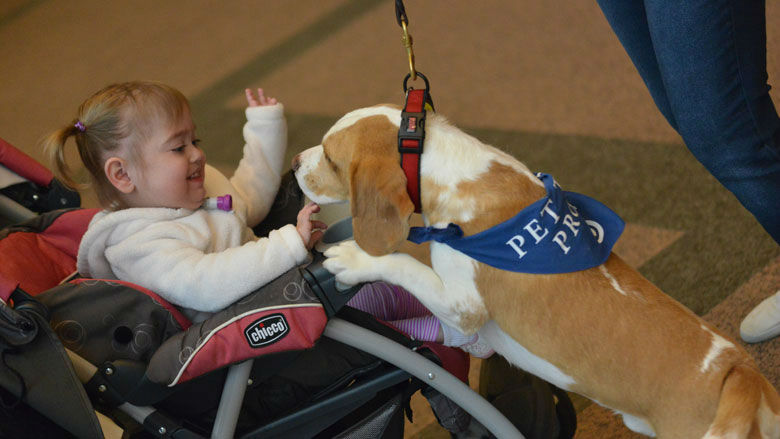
left=0, top=137, right=53, bottom=187
left=301, top=248, right=364, bottom=318
left=301, top=216, right=365, bottom=317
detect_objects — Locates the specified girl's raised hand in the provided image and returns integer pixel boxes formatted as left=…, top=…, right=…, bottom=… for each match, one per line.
left=296, top=202, right=327, bottom=250
left=245, top=88, right=278, bottom=107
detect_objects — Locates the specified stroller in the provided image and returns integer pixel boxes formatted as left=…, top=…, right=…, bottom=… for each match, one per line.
left=0, top=137, right=575, bottom=438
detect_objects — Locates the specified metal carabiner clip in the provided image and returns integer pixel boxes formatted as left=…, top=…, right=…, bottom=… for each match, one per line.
left=400, top=20, right=417, bottom=82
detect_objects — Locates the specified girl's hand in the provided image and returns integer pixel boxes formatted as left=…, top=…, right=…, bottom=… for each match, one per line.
left=296, top=202, right=327, bottom=250
left=245, top=88, right=278, bottom=107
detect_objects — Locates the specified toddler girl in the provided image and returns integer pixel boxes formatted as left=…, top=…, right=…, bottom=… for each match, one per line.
left=46, top=81, right=325, bottom=323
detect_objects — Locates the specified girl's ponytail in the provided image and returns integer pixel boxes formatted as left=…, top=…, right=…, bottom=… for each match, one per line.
left=41, top=91, right=126, bottom=209
left=42, top=121, right=84, bottom=191
left=41, top=81, right=190, bottom=210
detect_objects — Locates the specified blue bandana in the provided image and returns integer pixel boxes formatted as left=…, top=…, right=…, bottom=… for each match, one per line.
left=407, top=173, right=624, bottom=274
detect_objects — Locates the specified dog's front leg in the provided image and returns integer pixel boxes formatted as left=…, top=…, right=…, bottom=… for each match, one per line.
left=323, top=240, right=488, bottom=333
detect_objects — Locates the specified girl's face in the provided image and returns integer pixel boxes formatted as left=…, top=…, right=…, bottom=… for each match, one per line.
left=127, top=108, right=206, bottom=210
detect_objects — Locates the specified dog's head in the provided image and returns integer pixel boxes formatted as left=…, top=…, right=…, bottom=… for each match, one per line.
left=293, top=106, right=414, bottom=256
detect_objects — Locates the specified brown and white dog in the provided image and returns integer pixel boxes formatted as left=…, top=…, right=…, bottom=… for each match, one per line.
left=292, top=105, right=780, bottom=438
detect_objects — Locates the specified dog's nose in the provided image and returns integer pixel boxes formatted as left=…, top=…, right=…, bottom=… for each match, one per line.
left=291, top=155, right=301, bottom=172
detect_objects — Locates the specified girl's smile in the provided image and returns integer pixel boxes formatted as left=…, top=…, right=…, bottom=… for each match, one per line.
left=123, top=107, right=207, bottom=210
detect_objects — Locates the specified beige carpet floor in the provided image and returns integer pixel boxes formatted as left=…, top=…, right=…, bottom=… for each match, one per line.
left=2, top=1, right=778, bottom=437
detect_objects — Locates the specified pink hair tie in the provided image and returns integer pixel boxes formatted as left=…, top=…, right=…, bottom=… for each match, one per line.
left=74, top=121, right=86, bottom=132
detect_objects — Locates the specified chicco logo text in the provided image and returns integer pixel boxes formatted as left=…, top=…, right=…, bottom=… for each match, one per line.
left=244, top=314, right=289, bottom=348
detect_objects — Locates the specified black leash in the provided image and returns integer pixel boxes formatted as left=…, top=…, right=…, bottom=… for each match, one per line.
left=394, top=0, right=408, bottom=27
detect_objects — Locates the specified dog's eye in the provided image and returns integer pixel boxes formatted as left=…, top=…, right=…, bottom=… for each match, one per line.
left=324, top=153, right=338, bottom=171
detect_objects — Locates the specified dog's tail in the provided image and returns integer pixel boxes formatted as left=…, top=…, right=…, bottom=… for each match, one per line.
left=704, top=363, right=780, bottom=439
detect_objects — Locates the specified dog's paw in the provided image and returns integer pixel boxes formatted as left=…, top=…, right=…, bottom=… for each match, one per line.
left=323, top=240, right=382, bottom=285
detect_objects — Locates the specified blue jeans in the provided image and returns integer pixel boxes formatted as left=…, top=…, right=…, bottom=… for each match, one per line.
left=596, top=0, right=780, bottom=243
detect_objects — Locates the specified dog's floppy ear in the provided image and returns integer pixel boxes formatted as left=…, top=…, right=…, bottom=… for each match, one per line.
left=350, top=155, right=414, bottom=256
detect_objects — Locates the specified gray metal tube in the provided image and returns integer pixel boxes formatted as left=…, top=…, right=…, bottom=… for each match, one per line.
left=323, top=318, right=525, bottom=439
left=0, top=194, right=35, bottom=224
left=211, top=360, right=253, bottom=439
left=117, top=403, right=154, bottom=425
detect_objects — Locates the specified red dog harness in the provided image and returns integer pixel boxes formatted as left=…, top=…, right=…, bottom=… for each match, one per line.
left=398, top=73, right=434, bottom=213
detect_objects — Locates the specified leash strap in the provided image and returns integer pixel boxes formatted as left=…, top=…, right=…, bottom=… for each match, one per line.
left=395, top=0, right=408, bottom=27
left=399, top=88, right=428, bottom=213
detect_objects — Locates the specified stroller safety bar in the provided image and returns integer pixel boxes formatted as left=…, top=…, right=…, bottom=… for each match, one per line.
left=0, top=138, right=80, bottom=227
left=324, top=318, right=525, bottom=439
left=0, top=137, right=53, bottom=187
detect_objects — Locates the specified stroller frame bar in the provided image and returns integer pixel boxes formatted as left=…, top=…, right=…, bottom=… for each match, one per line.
left=0, top=193, right=35, bottom=225
left=324, top=318, right=525, bottom=439
left=211, top=359, right=252, bottom=439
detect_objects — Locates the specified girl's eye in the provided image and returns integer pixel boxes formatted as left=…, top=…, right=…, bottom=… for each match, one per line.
left=171, top=138, right=199, bottom=152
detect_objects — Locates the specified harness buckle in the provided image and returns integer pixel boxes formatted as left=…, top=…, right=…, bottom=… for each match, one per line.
left=398, top=110, right=426, bottom=152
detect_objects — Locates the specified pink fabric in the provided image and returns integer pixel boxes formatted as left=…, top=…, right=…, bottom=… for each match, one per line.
left=348, top=282, right=440, bottom=342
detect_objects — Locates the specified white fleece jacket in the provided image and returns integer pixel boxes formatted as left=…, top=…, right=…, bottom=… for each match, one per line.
left=77, top=104, right=309, bottom=322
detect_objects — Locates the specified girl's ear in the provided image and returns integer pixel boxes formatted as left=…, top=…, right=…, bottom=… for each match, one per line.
left=104, top=157, right=135, bottom=194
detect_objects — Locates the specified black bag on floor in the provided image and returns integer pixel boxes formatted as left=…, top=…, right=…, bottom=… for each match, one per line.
left=479, top=355, right=577, bottom=439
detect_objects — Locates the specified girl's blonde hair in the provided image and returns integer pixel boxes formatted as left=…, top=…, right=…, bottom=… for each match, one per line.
left=43, top=81, right=190, bottom=209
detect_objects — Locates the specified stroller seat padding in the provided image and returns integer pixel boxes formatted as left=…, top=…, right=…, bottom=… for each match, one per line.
left=0, top=209, right=98, bottom=300
left=39, top=278, right=188, bottom=366
left=38, top=259, right=328, bottom=388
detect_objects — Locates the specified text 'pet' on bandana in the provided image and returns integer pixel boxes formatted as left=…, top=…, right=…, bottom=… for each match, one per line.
left=407, top=173, right=625, bottom=274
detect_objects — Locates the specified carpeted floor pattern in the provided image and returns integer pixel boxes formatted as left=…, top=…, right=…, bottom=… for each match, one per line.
left=2, top=1, right=778, bottom=437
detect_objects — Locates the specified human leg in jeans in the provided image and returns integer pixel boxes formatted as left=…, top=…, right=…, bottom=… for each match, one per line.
left=596, top=0, right=780, bottom=342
